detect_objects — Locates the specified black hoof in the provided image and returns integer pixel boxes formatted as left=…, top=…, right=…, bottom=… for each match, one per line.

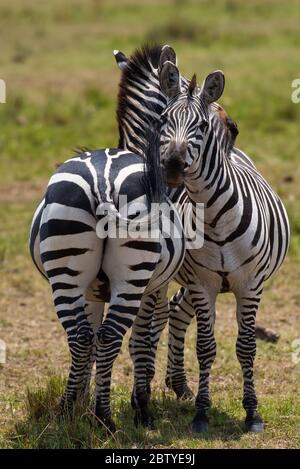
left=245, top=411, right=264, bottom=433
left=176, top=385, right=195, bottom=401
left=95, top=415, right=116, bottom=434
left=191, top=419, right=209, bottom=433
left=134, top=410, right=155, bottom=430
left=59, top=396, right=76, bottom=418
left=245, top=419, right=264, bottom=433
left=166, top=377, right=195, bottom=401
left=191, top=411, right=209, bottom=433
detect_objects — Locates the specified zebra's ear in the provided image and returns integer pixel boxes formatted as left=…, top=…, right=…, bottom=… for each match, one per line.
left=113, top=50, right=128, bottom=70
left=159, top=45, right=177, bottom=69
left=201, top=70, right=225, bottom=104
left=159, top=61, right=180, bottom=98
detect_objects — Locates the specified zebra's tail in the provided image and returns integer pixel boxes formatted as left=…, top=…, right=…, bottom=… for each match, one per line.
left=142, top=124, right=166, bottom=205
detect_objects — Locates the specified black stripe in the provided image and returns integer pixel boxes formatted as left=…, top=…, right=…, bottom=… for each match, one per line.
left=54, top=294, right=82, bottom=306
left=129, top=262, right=158, bottom=271
left=122, top=240, right=161, bottom=253
left=40, top=219, right=94, bottom=241
left=41, top=248, right=90, bottom=263
left=46, top=180, right=94, bottom=215
left=127, top=278, right=150, bottom=287
left=46, top=267, right=81, bottom=278
left=51, top=282, right=78, bottom=292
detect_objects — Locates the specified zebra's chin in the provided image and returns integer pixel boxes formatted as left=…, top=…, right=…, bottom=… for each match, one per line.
left=166, top=179, right=184, bottom=188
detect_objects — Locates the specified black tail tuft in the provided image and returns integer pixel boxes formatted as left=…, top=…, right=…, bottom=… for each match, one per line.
left=72, top=146, right=92, bottom=155
left=142, top=124, right=166, bottom=205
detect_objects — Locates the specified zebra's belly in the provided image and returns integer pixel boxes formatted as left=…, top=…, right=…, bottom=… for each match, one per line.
left=175, top=242, right=265, bottom=295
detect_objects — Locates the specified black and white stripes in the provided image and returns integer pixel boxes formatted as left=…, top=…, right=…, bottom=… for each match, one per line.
left=158, top=63, right=290, bottom=432
left=29, top=145, right=185, bottom=431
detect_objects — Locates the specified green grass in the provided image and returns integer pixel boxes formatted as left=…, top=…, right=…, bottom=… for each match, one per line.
left=1, top=375, right=299, bottom=449
left=0, top=0, right=300, bottom=449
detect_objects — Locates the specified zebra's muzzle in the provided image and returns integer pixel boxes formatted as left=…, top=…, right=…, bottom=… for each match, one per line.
left=161, top=140, right=187, bottom=187
left=161, top=151, right=186, bottom=188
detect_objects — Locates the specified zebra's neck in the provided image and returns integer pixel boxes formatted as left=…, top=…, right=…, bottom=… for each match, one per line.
left=184, top=114, right=238, bottom=226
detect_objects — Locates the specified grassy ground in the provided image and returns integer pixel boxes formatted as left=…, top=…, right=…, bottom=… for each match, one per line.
left=0, top=0, right=299, bottom=449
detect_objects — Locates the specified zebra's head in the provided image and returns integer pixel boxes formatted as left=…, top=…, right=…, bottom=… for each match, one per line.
left=159, top=61, right=225, bottom=187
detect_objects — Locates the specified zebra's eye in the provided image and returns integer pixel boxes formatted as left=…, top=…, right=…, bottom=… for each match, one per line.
left=199, top=121, right=208, bottom=132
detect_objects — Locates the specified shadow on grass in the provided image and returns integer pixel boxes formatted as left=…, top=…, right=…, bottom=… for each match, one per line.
left=4, top=375, right=245, bottom=448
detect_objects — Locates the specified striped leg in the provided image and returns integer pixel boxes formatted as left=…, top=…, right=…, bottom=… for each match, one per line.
left=166, top=287, right=195, bottom=400
left=146, top=285, right=169, bottom=393
left=81, top=301, right=105, bottom=399
left=51, top=287, right=95, bottom=414
left=42, top=228, right=103, bottom=413
left=95, top=288, right=145, bottom=432
left=94, top=238, right=161, bottom=433
left=129, top=292, right=158, bottom=428
left=235, top=284, right=264, bottom=433
left=191, top=288, right=217, bottom=433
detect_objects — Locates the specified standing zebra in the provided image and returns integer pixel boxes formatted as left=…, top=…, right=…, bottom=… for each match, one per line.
left=29, top=136, right=185, bottom=431
left=114, top=43, right=242, bottom=401
left=157, top=61, right=290, bottom=432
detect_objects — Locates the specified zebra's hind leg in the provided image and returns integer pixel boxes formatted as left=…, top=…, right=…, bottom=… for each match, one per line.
left=60, top=327, right=93, bottom=415
left=166, top=287, right=195, bottom=400
left=94, top=289, right=145, bottom=433
left=51, top=287, right=95, bottom=415
left=80, top=301, right=105, bottom=401
left=129, top=292, right=158, bottom=429
left=191, top=288, right=217, bottom=433
left=235, top=284, right=264, bottom=433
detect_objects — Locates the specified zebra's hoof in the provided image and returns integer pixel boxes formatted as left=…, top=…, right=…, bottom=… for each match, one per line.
left=96, top=416, right=116, bottom=434
left=191, top=411, right=209, bottom=433
left=245, top=412, right=264, bottom=433
left=59, top=396, right=75, bottom=418
left=191, top=419, right=209, bottom=434
left=134, top=411, right=155, bottom=430
left=146, top=383, right=152, bottom=398
left=176, top=385, right=195, bottom=401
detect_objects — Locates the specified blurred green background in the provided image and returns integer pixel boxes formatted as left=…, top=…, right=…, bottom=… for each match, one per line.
left=0, top=0, right=299, bottom=449
left=0, top=0, right=299, bottom=258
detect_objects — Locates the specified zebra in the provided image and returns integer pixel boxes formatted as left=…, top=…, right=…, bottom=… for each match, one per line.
left=156, top=60, right=290, bottom=432
left=113, top=43, right=242, bottom=402
left=29, top=134, right=186, bottom=432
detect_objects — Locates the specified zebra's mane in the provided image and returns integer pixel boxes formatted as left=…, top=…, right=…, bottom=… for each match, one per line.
left=117, top=43, right=164, bottom=151
left=210, top=102, right=239, bottom=156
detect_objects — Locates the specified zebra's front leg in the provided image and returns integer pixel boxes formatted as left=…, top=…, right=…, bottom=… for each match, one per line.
left=146, top=285, right=169, bottom=395
left=129, top=292, right=158, bottom=429
left=191, top=288, right=217, bottom=433
left=166, top=287, right=195, bottom=400
left=235, top=286, right=264, bottom=433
